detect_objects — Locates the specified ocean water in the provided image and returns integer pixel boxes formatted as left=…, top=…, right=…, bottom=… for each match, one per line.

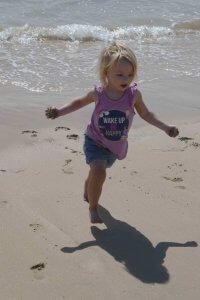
left=0, top=0, right=200, bottom=107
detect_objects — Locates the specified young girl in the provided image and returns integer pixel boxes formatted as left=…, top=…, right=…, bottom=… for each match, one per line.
left=45, top=42, right=179, bottom=224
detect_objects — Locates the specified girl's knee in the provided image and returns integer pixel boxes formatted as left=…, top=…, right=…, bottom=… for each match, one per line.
left=90, top=163, right=106, bottom=182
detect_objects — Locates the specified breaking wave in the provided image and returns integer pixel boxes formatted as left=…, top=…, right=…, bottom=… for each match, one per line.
left=0, top=20, right=200, bottom=44
left=172, top=19, right=200, bottom=31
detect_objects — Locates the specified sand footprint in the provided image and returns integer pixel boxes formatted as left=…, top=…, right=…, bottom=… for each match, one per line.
left=21, top=130, right=38, bottom=137
left=44, top=137, right=55, bottom=144
left=62, top=168, right=74, bottom=174
left=15, top=169, right=25, bottom=173
left=30, top=263, right=46, bottom=280
left=0, top=200, right=8, bottom=207
left=178, top=136, right=200, bottom=149
left=29, top=223, right=44, bottom=232
left=167, top=162, right=183, bottom=169
left=63, top=159, right=72, bottom=166
left=1, top=169, right=25, bottom=174
left=162, top=176, right=183, bottom=183
left=130, top=170, right=138, bottom=176
left=163, top=162, right=187, bottom=188
left=55, top=126, right=70, bottom=131
left=163, top=176, right=183, bottom=182
left=178, top=137, right=193, bottom=142
left=191, top=142, right=200, bottom=148
left=174, top=186, right=186, bottom=190
left=62, top=159, right=74, bottom=174
left=65, top=146, right=83, bottom=155
left=66, top=134, right=79, bottom=140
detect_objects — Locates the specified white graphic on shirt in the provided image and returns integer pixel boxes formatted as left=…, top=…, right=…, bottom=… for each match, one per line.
left=98, top=110, right=129, bottom=141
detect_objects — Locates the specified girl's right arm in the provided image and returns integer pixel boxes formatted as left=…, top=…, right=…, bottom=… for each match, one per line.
left=45, top=90, right=96, bottom=119
left=134, top=89, right=179, bottom=137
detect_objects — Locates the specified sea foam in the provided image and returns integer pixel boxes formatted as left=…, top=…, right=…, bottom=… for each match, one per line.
left=1, top=21, right=199, bottom=44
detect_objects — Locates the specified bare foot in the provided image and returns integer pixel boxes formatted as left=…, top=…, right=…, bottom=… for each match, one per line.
left=89, top=208, right=103, bottom=224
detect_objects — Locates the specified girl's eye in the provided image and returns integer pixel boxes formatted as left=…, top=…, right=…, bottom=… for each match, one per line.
left=116, top=74, right=122, bottom=77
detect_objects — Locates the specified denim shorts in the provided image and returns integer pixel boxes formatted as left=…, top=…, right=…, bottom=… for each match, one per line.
left=83, top=134, right=117, bottom=168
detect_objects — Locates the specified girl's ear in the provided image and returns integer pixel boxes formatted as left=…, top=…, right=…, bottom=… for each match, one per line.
left=103, top=70, right=108, bottom=85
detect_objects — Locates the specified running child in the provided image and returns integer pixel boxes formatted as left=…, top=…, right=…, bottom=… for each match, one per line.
left=45, top=42, right=179, bottom=224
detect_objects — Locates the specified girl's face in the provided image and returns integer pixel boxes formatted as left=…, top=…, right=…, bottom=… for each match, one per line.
left=106, top=58, right=134, bottom=93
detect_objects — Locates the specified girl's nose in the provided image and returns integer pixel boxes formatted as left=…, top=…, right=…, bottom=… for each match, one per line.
left=122, top=76, right=129, bottom=82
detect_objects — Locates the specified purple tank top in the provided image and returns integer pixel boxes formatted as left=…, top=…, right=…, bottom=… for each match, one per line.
left=87, top=83, right=137, bottom=159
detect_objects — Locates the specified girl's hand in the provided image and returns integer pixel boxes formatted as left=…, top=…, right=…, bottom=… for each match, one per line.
left=45, top=107, right=59, bottom=119
left=165, top=125, right=179, bottom=137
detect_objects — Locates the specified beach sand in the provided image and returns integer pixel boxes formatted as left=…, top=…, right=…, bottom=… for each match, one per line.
left=0, top=87, right=200, bottom=300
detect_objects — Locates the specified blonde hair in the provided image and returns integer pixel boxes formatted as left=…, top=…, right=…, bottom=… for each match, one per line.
left=99, top=42, right=137, bottom=87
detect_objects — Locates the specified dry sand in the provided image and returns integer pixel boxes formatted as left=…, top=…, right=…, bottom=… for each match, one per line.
left=0, top=91, right=200, bottom=299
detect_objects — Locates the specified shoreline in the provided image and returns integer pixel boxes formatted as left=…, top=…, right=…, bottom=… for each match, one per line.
left=1, top=80, right=200, bottom=151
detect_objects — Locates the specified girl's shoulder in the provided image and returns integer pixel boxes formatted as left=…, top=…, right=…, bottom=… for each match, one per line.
left=87, top=88, right=96, bottom=99
left=81, top=89, right=97, bottom=105
left=128, top=83, right=138, bottom=107
left=132, top=88, right=143, bottom=107
left=93, top=85, right=105, bottom=103
left=94, top=85, right=104, bottom=94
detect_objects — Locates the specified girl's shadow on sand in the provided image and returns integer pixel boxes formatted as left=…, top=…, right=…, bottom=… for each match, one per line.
left=61, top=206, right=197, bottom=284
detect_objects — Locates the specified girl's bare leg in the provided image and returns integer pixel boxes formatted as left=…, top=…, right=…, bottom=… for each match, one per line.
left=84, top=162, right=106, bottom=223
left=84, top=177, right=89, bottom=202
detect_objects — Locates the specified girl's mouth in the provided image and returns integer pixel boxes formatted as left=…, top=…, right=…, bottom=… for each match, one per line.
left=120, top=84, right=127, bottom=88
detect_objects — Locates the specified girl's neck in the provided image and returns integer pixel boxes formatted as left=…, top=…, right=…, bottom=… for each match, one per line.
left=104, top=85, right=125, bottom=101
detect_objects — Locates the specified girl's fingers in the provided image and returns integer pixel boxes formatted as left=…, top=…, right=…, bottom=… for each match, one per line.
left=45, top=107, right=57, bottom=119
left=169, top=127, right=179, bottom=137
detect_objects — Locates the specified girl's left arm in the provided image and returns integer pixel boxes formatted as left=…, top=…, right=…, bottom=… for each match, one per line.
left=134, top=90, right=179, bottom=137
